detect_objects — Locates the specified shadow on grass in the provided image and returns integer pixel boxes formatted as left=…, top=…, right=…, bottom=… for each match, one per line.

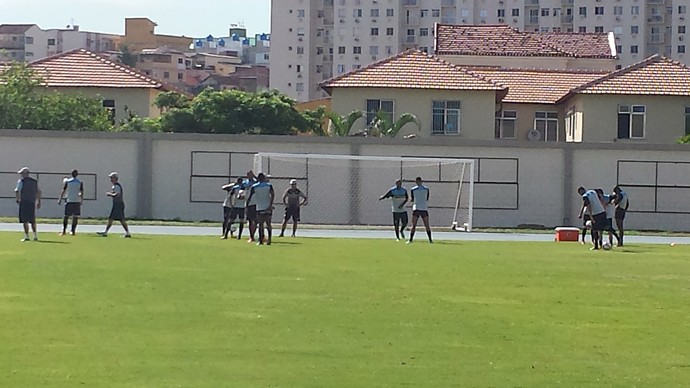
left=35, top=240, right=69, bottom=244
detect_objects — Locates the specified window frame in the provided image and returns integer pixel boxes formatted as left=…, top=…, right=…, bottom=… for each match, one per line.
left=495, top=110, right=517, bottom=139
left=617, top=105, right=646, bottom=139
left=431, top=100, right=461, bottom=136
left=534, top=111, right=559, bottom=142
left=366, top=99, right=395, bottom=126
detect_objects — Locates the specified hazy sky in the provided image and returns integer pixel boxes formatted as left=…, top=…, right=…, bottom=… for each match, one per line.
left=0, top=0, right=271, bottom=37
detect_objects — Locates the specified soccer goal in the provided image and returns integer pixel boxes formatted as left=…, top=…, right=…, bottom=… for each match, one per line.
left=253, top=153, right=475, bottom=231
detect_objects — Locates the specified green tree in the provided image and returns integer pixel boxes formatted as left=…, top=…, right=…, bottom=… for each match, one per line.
left=0, top=63, right=113, bottom=131
left=678, top=134, right=690, bottom=144
left=369, top=111, right=420, bottom=137
left=118, top=45, right=139, bottom=68
left=326, top=110, right=365, bottom=136
left=153, top=91, right=189, bottom=113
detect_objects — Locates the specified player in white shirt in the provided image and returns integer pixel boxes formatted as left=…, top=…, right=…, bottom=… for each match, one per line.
left=379, top=179, right=408, bottom=241
left=598, top=188, right=621, bottom=247
left=408, top=177, right=432, bottom=244
left=246, top=173, right=275, bottom=245
left=221, top=177, right=246, bottom=239
left=577, top=186, right=606, bottom=250
left=612, top=186, right=630, bottom=247
left=58, top=169, right=84, bottom=235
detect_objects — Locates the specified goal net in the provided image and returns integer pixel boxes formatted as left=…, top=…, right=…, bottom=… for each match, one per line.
left=253, top=153, right=475, bottom=231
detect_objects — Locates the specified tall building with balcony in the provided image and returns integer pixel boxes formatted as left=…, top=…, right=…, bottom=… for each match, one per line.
left=271, top=0, right=690, bottom=102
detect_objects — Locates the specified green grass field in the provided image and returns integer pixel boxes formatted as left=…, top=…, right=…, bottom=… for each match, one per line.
left=1, top=233, right=690, bottom=387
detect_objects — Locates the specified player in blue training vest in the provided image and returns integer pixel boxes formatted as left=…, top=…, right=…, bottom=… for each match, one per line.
left=408, top=176, right=433, bottom=244
left=246, top=173, right=275, bottom=245
left=379, top=179, right=409, bottom=241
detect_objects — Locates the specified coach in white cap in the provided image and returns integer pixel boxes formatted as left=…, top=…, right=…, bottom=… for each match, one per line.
left=279, top=179, right=307, bottom=238
left=14, top=167, right=42, bottom=241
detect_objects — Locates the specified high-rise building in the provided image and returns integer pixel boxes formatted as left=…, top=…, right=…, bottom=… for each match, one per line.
left=271, top=0, right=690, bottom=101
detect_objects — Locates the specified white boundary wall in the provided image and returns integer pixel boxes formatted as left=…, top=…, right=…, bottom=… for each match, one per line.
left=2, top=129, right=690, bottom=231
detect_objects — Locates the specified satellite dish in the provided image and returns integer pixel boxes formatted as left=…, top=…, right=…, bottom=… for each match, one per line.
left=528, top=130, right=542, bottom=141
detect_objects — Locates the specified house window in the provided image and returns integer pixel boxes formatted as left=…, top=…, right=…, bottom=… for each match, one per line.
left=297, top=47, right=304, bottom=54
left=47, top=38, right=56, bottom=46
left=534, top=111, right=558, bottom=142
left=498, top=9, right=506, bottom=18
left=103, top=99, right=116, bottom=124
left=541, top=8, right=549, bottom=17
left=297, top=9, right=305, bottom=17
left=369, top=46, right=378, bottom=55
left=595, top=26, right=604, bottom=33
left=618, top=105, right=646, bottom=139
left=296, top=83, right=304, bottom=92
left=163, top=71, right=170, bottom=79
left=679, top=45, right=686, bottom=53
left=595, top=6, right=604, bottom=15
left=386, top=27, right=394, bottom=35
left=371, top=27, right=379, bottom=35
left=25, top=36, right=33, bottom=44
left=366, top=99, right=394, bottom=125
left=177, top=73, right=183, bottom=80
left=338, top=46, right=346, bottom=54
left=432, top=100, right=461, bottom=135
left=631, top=26, right=639, bottom=34
left=420, top=28, right=429, bottom=36
left=579, top=7, right=587, bottom=16
left=565, top=107, right=578, bottom=140
left=679, top=26, right=686, bottom=34
left=579, top=26, right=587, bottom=33
left=432, top=9, right=440, bottom=17
left=420, top=9, right=429, bottom=17
left=337, top=64, right=345, bottom=73
left=178, top=58, right=183, bottom=64
left=371, top=9, right=379, bottom=17
left=631, top=45, right=639, bottom=54
left=495, top=110, right=517, bottom=139
left=512, top=8, right=520, bottom=17
left=387, top=9, right=394, bottom=17
left=631, top=6, right=640, bottom=15
left=353, top=46, right=362, bottom=54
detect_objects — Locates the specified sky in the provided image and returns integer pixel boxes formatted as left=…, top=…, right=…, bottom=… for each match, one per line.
left=0, top=0, right=271, bottom=37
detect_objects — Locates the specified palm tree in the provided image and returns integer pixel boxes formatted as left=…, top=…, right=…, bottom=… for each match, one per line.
left=325, top=110, right=365, bottom=136
left=370, top=111, right=420, bottom=137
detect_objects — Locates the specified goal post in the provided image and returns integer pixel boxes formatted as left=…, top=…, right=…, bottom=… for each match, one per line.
left=253, top=153, right=475, bottom=231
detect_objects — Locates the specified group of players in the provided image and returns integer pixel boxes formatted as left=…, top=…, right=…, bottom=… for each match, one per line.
left=577, top=185, right=630, bottom=250
left=14, top=166, right=131, bottom=241
left=220, top=171, right=307, bottom=246
left=219, top=172, right=434, bottom=244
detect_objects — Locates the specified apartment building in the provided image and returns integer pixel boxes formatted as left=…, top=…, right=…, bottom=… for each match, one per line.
left=0, top=24, right=121, bottom=63
left=271, top=0, right=690, bottom=101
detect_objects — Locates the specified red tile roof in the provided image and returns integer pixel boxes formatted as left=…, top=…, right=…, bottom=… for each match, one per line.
left=563, top=55, right=690, bottom=99
left=321, top=50, right=506, bottom=93
left=435, top=24, right=614, bottom=58
left=468, top=68, right=608, bottom=104
left=28, top=49, right=177, bottom=91
left=0, top=24, right=36, bottom=34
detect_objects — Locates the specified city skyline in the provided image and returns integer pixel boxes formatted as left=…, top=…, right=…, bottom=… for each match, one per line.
left=0, top=0, right=271, bottom=37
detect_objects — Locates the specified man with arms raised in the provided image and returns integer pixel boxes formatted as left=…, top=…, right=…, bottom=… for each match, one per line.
left=379, top=179, right=409, bottom=241
left=58, top=169, right=84, bottom=236
left=408, top=177, right=432, bottom=244
left=14, top=167, right=41, bottom=242
left=247, top=173, right=275, bottom=246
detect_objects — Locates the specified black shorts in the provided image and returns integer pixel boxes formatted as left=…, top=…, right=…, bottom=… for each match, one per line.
left=257, top=208, right=272, bottom=222
left=284, top=205, right=300, bottom=222
left=65, top=202, right=81, bottom=217
left=109, top=202, right=126, bottom=221
left=230, top=207, right=245, bottom=220
left=605, top=218, right=614, bottom=231
left=615, top=208, right=627, bottom=221
left=592, top=212, right=607, bottom=231
left=246, top=205, right=257, bottom=222
left=412, top=210, right=429, bottom=218
left=18, top=201, right=36, bottom=223
left=393, top=212, right=408, bottom=225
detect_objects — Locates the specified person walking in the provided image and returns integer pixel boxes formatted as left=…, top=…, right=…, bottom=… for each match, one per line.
left=14, top=167, right=41, bottom=242
left=58, top=169, right=84, bottom=235
left=97, top=172, right=131, bottom=238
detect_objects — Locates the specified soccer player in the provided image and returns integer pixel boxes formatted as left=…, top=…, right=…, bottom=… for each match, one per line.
left=14, top=167, right=41, bottom=242
left=379, top=179, right=408, bottom=241
left=598, top=188, right=621, bottom=247
left=58, top=169, right=84, bottom=235
left=97, top=172, right=131, bottom=238
left=577, top=186, right=606, bottom=250
left=243, top=170, right=259, bottom=243
left=408, top=176, right=432, bottom=244
left=280, top=179, right=308, bottom=238
left=221, top=177, right=247, bottom=240
left=246, top=173, right=275, bottom=246
left=613, top=186, right=630, bottom=247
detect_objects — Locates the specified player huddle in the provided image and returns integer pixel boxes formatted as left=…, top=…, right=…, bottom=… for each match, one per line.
left=577, top=186, right=630, bottom=250
left=220, top=171, right=307, bottom=246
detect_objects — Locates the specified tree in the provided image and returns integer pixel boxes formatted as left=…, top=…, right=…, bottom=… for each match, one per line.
left=326, top=110, right=365, bottom=136
left=153, top=91, right=189, bottom=113
left=0, top=63, right=113, bottom=131
left=118, top=45, right=139, bottom=68
left=369, top=111, right=420, bottom=137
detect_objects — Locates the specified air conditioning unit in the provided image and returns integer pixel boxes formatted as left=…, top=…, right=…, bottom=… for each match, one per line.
left=355, top=18, right=360, bottom=23
left=372, top=19, right=377, bottom=23
left=681, top=16, right=686, bottom=21
left=498, top=17, right=505, bottom=23
left=461, top=19, right=467, bottom=23
left=615, top=16, right=621, bottom=21
left=298, top=37, right=303, bottom=41
left=371, top=55, right=377, bottom=60
left=354, top=55, right=360, bottom=60
left=297, top=73, right=303, bottom=78
left=527, top=130, right=542, bottom=141
left=513, top=18, right=518, bottom=23
left=354, top=37, right=360, bottom=41
left=339, top=19, right=345, bottom=23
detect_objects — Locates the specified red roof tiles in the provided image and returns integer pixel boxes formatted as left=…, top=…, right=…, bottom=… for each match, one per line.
left=564, top=55, right=690, bottom=98
left=28, top=49, right=173, bottom=90
left=321, top=50, right=506, bottom=93
left=468, top=68, right=608, bottom=104
left=435, top=24, right=614, bottom=59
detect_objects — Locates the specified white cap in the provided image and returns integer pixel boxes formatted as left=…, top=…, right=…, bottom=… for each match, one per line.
left=290, top=179, right=297, bottom=185
left=108, top=171, right=119, bottom=179
left=17, top=167, right=29, bottom=174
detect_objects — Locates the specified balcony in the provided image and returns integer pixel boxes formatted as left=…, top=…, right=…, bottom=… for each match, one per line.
left=562, top=0, right=573, bottom=4
left=648, top=33, right=664, bottom=43
left=405, top=36, right=416, bottom=44
left=527, top=17, right=539, bottom=25
left=647, top=15, right=664, bottom=23
left=526, top=0, right=539, bottom=5
left=441, top=0, right=456, bottom=6
left=402, top=0, right=418, bottom=6
left=561, top=15, right=574, bottom=24
left=646, top=0, right=664, bottom=3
